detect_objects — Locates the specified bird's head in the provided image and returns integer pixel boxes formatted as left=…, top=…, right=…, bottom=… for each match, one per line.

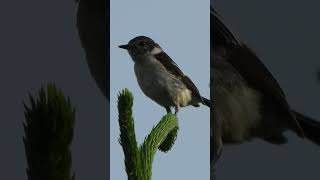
left=119, top=36, right=162, bottom=61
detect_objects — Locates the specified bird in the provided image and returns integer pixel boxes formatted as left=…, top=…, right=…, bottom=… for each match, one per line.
left=75, top=0, right=109, bottom=99
left=211, top=7, right=320, bottom=162
left=119, top=36, right=210, bottom=115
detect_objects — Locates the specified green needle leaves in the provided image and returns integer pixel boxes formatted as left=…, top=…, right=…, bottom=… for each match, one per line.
left=117, top=89, right=179, bottom=180
left=23, top=83, right=75, bottom=180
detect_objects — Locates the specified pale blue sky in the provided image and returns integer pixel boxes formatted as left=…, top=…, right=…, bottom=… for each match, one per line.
left=110, top=0, right=210, bottom=179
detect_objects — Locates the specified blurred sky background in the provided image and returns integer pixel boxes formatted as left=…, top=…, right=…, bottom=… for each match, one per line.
left=213, top=0, right=320, bottom=179
left=110, top=0, right=210, bottom=179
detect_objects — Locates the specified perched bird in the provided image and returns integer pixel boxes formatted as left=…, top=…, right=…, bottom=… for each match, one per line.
left=75, top=0, right=109, bottom=99
left=119, top=36, right=210, bottom=115
left=211, top=7, right=320, bottom=162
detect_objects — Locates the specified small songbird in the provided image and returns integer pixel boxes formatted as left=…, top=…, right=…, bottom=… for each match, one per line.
left=119, top=36, right=210, bottom=115
left=211, top=7, right=320, bottom=163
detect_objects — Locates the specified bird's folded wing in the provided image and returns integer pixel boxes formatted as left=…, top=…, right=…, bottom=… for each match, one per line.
left=211, top=8, right=241, bottom=47
left=211, top=8, right=290, bottom=110
left=155, top=52, right=203, bottom=100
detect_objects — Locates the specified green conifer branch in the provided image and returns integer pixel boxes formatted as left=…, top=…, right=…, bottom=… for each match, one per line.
left=117, top=89, right=179, bottom=180
left=117, top=89, right=140, bottom=180
left=139, top=113, right=178, bottom=179
left=23, top=83, right=75, bottom=180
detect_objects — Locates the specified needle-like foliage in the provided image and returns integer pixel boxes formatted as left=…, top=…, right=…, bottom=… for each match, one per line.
left=117, top=89, right=179, bottom=180
left=23, top=83, right=75, bottom=180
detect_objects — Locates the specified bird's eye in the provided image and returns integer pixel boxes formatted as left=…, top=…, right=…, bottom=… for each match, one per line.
left=138, top=41, right=147, bottom=46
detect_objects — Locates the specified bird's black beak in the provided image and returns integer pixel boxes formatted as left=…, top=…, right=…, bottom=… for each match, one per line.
left=119, top=44, right=129, bottom=49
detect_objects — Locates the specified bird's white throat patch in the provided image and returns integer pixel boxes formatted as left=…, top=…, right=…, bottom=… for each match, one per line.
left=150, top=47, right=163, bottom=55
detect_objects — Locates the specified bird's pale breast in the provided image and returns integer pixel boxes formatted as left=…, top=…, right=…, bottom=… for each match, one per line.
left=213, top=52, right=262, bottom=142
left=134, top=55, right=192, bottom=107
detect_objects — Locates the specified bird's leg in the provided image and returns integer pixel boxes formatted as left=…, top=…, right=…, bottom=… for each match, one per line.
left=165, top=107, right=172, bottom=114
left=174, top=105, right=180, bottom=115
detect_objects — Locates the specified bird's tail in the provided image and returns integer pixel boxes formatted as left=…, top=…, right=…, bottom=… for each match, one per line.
left=201, top=96, right=211, bottom=108
left=294, top=111, right=320, bottom=145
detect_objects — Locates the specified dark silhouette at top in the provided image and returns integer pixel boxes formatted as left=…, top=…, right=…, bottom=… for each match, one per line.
left=76, top=0, right=109, bottom=99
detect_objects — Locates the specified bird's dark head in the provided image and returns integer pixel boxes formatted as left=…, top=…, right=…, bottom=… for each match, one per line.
left=119, top=36, right=162, bottom=61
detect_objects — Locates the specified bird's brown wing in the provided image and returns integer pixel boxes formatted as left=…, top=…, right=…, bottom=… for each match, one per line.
left=227, top=46, right=290, bottom=109
left=212, top=8, right=288, bottom=109
left=211, top=8, right=304, bottom=136
left=154, top=52, right=203, bottom=101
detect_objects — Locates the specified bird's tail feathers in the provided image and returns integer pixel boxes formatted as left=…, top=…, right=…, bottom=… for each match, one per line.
left=294, top=111, right=320, bottom=145
left=201, top=96, right=211, bottom=108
